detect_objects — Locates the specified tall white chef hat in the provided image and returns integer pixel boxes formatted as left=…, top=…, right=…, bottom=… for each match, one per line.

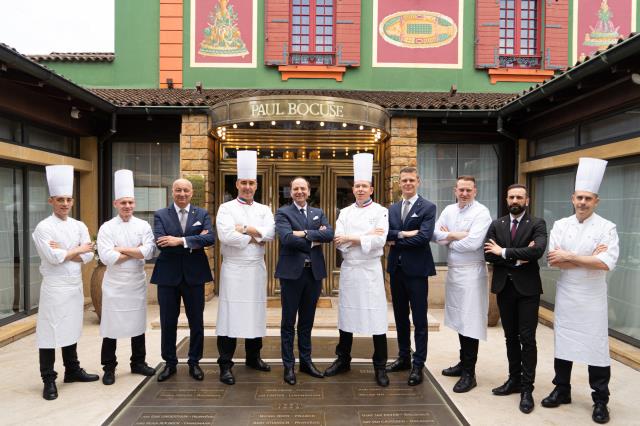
left=353, top=153, right=373, bottom=183
left=237, top=150, right=257, bottom=180
left=575, top=157, right=608, bottom=195
left=114, top=169, right=135, bottom=200
left=45, top=165, right=74, bottom=197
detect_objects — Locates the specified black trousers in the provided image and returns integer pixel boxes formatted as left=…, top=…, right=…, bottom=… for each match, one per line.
left=553, top=358, right=611, bottom=403
left=389, top=268, right=429, bottom=368
left=458, top=334, right=479, bottom=375
left=157, top=281, right=205, bottom=367
left=335, top=329, right=388, bottom=369
left=217, top=336, right=263, bottom=368
left=497, top=278, right=540, bottom=391
left=280, top=268, right=322, bottom=368
left=101, top=333, right=147, bottom=372
left=39, top=343, right=81, bottom=383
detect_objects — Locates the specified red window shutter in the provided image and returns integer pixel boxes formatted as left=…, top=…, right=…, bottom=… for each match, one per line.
left=543, top=0, right=569, bottom=70
left=335, top=0, right=360, bottom=67
left=265, top=0, right=291, bottom=66
left=475, top=0, right=500, bottom=69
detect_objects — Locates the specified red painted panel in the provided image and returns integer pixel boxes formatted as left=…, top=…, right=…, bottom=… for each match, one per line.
left=475, top=0, right=500, bottom=68
left=336, top=0, right=361, bottom=66
left=544, top=0, right=569, bottom=70
left=265, top=0, right=291, bottom=65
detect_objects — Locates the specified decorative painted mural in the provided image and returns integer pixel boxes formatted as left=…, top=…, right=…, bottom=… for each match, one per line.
left=373, top=0, right=463, bottom=68
left=190, top=0, right=257, bottom=67
left=573, top=0, right=637, bottom=62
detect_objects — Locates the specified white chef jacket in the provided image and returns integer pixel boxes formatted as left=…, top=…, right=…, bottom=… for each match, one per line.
left=335, top=201, right=389, bottom=335
left=549, top=213, right=619, bottom=366
left=32, top=214, right=93, bottom=348
left=433, top=202, right=492, bottom=340
left=97, top=215, right=155, bottom=338
left=215, top=199, right=275, bottom=338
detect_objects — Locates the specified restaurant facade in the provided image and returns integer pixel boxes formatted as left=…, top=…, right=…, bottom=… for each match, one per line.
left=0, top=0, right=638, bottom=359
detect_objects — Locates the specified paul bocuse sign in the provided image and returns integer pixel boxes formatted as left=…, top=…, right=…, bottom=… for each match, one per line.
left=210, top=95, right=389, bottom=130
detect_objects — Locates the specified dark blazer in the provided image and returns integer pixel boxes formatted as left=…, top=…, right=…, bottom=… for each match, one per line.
left=387, top=195, right=437, bottom=277
left=485, top=212, right=547, bottom=296
left=274, top=203, right=334, bottom=281
left=150, top=204, right=216, bottom=286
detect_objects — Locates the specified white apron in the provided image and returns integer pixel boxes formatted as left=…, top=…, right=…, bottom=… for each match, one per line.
left=338, top=258, right=387, bottom=335
left=554, top=273, right=610, bottom=366
left=100, top=268, right=147, bottom=338
left=216, top=258, right=267, bottom=338
left=36, top=275, right=84, bottom=348
left=444, top=262, right=488, bottom=340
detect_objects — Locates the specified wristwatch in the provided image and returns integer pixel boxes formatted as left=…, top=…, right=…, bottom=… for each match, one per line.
left=242, top=225, right=247, bottom=234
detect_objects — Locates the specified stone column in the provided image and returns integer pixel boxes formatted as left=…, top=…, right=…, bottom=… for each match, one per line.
left=180, top=114, right=216, bottom=299
left=384, top=117, right=417, bottom=204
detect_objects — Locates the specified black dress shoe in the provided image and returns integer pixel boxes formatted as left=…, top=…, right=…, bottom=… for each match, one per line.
left=408, top=366, right=424, bottom=386
left=284, top=367, right=296, bottom=385
left=300, top=362, right=324, bottom=378
left=189, top=364, right=204, bottom=381
left=102, top=370, right=115, bottom=386
left=246, top=358, right=271, bottom=372
left=453, top=372, right=477, bottom=393
left=42, top=382, right=58, bottom=401
left=441, top=362, right=463, bottom=377
left=131, top=363, right=156, bottom=376
left=375, top=369, right=389, bottom=387
left=385, top=357, right=412, bottom=373
left=157, top=365, right=177, bottom=382
left=323, top=358, right=350, bottom=377
left=492, top=377, right=522, bottom=395
left=63, top=368, right=99, bottom=383
left=592, top=402, right=610, bottom=424
left=519, top=391, right=535, bottom=414
left=541, top=387, right=572, bottom=408
left=219, top=366, right=235, bottom=385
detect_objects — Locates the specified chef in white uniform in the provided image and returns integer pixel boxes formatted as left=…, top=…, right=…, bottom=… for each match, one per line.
left=97, top=169, right=157, bottom=386
left=323, top=153, right=390, bottom=387
left=32, top=165, right=99, bottom=401
left=432, top=175, right=492, bottom=393
left=215, top=151, right=275, bottom=385
left=542, top=158, right=619, bottom=425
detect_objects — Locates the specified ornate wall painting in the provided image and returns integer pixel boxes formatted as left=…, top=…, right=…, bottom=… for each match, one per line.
left=190, top=0, right=257, bottom=68
left=372, top=0, right=463, bottom=68
left=573, top=0, right=637, bottom=63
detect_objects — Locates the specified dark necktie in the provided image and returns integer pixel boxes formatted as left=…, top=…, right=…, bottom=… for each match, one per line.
left=510, top=219, right=518, bottom=241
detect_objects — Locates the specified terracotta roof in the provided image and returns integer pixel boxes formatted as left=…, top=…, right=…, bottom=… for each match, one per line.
left=499, top=32, right=639, bottom=108
left=26, top=52, right=115, bottom=62
left=90, top=88, right=514, bottom=110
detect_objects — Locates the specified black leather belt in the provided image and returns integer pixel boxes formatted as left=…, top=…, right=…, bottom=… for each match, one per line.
left=304, top=260, right=312, bottom=268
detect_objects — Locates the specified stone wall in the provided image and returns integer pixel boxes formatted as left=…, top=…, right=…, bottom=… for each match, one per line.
left=180, top=114, right=216, bottom=299
left=384, top=117, right=417, bottom=204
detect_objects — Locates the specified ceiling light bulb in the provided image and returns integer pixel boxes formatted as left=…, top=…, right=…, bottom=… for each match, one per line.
left=359, top=125, right=364, bottom=130
left=296, top=120, right=301, bottom=125
left=342, top=123, right=347, bottom=127
left=320, top=121, right=325, bottom=127
left=232, top=123, right=238, bottom=129
left=271, top=121, right=276, bottom=126
left=249, top=122, right=254, bottom=126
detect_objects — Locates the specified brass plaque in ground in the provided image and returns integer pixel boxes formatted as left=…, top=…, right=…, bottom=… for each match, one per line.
left=103, top=361, right=468, bottom=426
left=176, top=336, right=400, bottom=359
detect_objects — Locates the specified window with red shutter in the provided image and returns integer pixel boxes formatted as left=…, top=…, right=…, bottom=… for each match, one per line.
left=290, top=0, right=335, bottom=65
left=498, top=0, right=542, bottom=69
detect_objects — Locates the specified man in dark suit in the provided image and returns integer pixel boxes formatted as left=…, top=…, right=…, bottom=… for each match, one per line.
left=275, top=176, right=334, bottom=385
left=151, top=178, right=215, bottom=382
left=484, top=183, right=547, bottom=414
left=386, top=167, right=436, bottom=386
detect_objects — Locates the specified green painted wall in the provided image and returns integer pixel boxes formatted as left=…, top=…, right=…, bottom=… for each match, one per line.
left=43, top=0, right=640, bottom=92
left=44, top=0, right=159, bottom=88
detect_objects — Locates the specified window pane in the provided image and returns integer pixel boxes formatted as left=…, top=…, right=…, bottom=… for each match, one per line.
left=317, top=26, right=324, bottom=35
left=325, top=36, right=332, bottom=44
left=302, top=36, right=309, bottom=44
left=522, top=20, right=528, bottom=29
left=325, top=16, right=332, bottom=24
left=293, top=6, right=300, bottom=14
left=418, top=143, right=499, bottom=263
left=302, top=6, right=309, bottom=14
left=316, top=36, right=323, bottom=45
left=292, top=26, right=300, bottom=35
left=0, top=116, right=20, bottom=143
left=302, top=26, right=309, bottom=35
left=326, top=6, right=333, bottom=15
left=26, top=126, right=76, bottom=156
left=293, top=16, right=300, bottom=24
left=28, top=169, right=50, bottom=309
left=302, top=16, right=309, bottom=24
left=507, top=29, right=513, bottom=37
left=0, top=167, right=24, bottom=319
left=581, top=110, right=640, bottom=145
left=530, top=128, right=576, bottom=157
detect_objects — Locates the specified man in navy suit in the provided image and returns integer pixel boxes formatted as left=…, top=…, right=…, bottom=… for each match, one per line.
left=275, top=177, right=334, bottom=385
left=151, top=178, right=215, bottom=382
left=386, top=167, right=436, bottom=386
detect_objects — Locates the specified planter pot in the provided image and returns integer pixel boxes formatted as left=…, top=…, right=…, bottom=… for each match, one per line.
left=90, top=262, right=106, bottom=321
